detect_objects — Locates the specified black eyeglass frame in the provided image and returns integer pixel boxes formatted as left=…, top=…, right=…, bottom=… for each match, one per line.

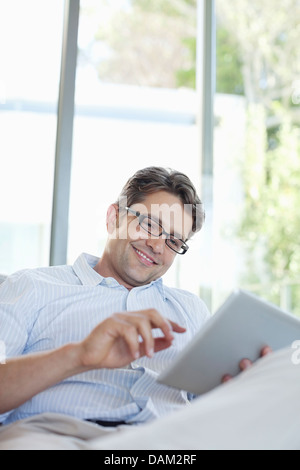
left=125, top=207, right=189, bottom=255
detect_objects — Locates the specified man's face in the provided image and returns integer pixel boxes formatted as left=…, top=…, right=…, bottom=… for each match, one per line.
left=103, top=191, right=193, bottom=289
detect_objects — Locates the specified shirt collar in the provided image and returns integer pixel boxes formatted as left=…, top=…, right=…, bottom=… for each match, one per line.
left=72, top=253, right=167, bottom=299
left=72, top=253, right=104, bottom=286
left=147, top=277, right=166, bottom=301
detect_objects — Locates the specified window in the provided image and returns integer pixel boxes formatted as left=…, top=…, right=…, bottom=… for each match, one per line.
left=214, top=0, right=300, bottom=315
left=68, top=0, right=204, bottom=293
left=3, top=0, right=299, bottom=318
left=0, top=0, right=64, bottom=273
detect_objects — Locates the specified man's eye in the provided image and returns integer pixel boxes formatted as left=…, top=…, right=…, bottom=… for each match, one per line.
left=170, top=238, right=181, bottom=247
left=144, top=219, right=158, bottom=232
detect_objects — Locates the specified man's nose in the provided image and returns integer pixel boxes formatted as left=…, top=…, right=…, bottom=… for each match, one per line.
left=145, top=236, right=165, bottom=254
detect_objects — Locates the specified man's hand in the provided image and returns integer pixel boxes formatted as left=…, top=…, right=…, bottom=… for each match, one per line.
left=0, top=309, right=186, bottom=415
left=222, top=346, right=273, bottom=383
left=79, top=309, right=186, bottom=370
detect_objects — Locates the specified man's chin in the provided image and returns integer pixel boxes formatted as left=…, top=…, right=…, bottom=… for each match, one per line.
left=125, top=267, right=161, bottom=288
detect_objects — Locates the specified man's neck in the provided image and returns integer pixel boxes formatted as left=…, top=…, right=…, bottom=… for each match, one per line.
left=93, top=257, right=134, bottom=291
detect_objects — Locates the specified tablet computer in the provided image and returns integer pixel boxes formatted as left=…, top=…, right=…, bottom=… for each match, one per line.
left=158, top=289, right=300, bottom=395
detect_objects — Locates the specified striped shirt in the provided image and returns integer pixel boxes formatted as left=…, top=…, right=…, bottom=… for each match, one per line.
left=0, top=253, right=210, bottom=425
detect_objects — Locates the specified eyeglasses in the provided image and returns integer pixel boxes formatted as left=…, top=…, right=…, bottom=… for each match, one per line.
left=125, top=207, right=189, bottom=255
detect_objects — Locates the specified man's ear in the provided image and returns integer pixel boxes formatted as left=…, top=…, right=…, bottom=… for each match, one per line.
left=106, top=204, right=119, bottom=235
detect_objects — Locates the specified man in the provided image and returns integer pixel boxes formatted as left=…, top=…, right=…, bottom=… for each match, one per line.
left=0, top=167, right=299, bottom=450
left=0, top=167, right=210, bottom=425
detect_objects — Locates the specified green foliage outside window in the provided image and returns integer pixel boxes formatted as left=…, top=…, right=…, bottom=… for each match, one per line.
left=82, top=0, right=300, bottom=314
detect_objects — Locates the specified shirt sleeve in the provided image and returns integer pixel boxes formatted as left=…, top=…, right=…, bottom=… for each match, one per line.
left=0, top=271, right=38, bottom=423
left=0, top=270, right=37, bottom=359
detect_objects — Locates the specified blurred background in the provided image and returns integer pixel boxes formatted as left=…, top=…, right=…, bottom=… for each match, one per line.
left=0, top=0, right=300, bottom=315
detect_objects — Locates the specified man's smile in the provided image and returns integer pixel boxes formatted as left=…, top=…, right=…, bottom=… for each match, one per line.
left=132, top=246, right=158, bottom=267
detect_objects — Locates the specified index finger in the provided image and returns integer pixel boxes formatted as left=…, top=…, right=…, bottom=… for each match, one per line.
left=168, top=320, right=186, bottom=334
left=139, top=309, right=186, bottom=340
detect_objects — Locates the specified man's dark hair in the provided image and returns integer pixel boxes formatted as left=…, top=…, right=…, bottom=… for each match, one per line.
left=117, top=166, right=205, bottom=234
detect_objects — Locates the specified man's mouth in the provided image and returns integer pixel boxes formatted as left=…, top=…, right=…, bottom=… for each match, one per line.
left=132, top=247, right=158, bottom=266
